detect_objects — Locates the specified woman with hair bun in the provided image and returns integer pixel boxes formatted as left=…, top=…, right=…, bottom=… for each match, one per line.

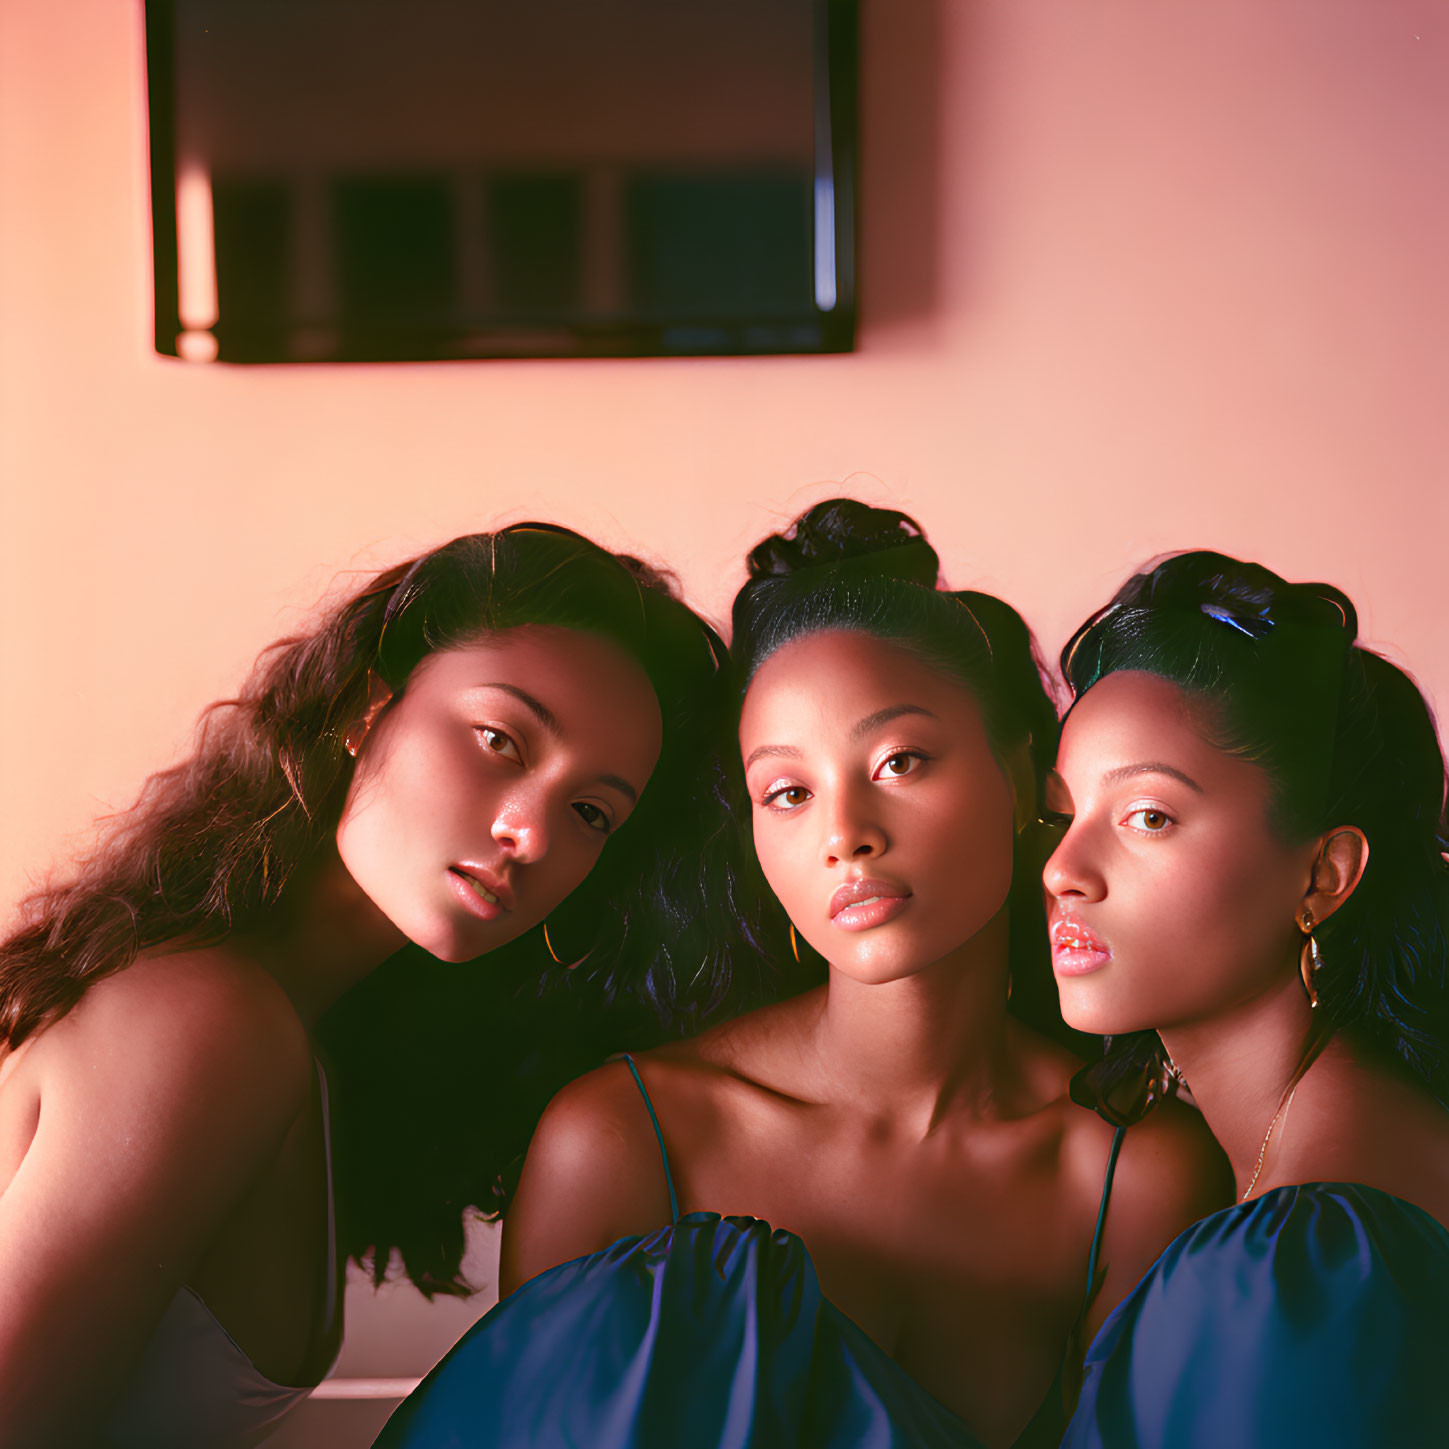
left=0, top=522, right=749, bottom=1449
left=1044, top=551, right=1449, bottom=1447
left=377, top=501, right=1227, bottom=1449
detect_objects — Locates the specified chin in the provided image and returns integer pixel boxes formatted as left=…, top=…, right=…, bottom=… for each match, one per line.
left=1054, top=981, right=1149, bottom=1037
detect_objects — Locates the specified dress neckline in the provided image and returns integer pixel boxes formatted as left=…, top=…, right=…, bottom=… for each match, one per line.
left=619, top=1054, right=1120, bottom=1448
left=1217, top=1179, right=1449, bottom=1240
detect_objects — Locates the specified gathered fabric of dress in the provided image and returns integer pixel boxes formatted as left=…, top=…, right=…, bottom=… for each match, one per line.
left=1062, top=1182, right=1449, bottom=1449
left=100, top=1064, right=340, bottom=1449
left=374, top=1056, right=1125, bottom=1449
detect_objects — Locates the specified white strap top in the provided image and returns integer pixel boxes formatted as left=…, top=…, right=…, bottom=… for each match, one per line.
left=100, top=1064, right=340, bottom=1449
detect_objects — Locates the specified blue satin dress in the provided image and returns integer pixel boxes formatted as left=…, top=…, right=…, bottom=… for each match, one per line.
left=1062, top=1182, right=1449, bottom=1449
left=374, top=1057, right=1125, bottom=1449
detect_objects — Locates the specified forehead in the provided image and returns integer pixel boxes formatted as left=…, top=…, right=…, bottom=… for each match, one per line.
left=740, top=628, right=985, bottom=742
left=1058, top=670, right=1267, bottom=796
left=416, top=626, right=661, bottom=728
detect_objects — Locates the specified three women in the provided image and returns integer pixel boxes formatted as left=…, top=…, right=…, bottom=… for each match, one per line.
left=5, top=509, right=1442, bottom=1448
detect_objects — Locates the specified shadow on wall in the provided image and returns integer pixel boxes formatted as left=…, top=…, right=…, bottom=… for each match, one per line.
left=859, top=0, right=946, bottom=328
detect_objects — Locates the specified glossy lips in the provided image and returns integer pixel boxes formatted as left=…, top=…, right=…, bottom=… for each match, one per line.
left=829, top=877, right=911, bottom=932
left=448, top=863, right=514, bottom=922
left=1050, top=913, right=1112, bottom=975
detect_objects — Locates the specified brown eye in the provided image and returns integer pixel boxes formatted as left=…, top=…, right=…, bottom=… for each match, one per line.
left=573, top=801, right=612, bottom=835
left=874, top=752, right=921, bottom=780
left=763, top=783, right=811, bottom=810
left=477, top=726, right=522, bottom=763
left=1124, top=807, right=1173, bottom=833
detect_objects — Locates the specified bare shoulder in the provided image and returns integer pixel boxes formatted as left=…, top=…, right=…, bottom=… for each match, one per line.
left=499, top=1057, right=677, bottom=1294
left=1107, top=1096, right=1235, bottom=1227
left=1074, top=1095, right=1234, bottom=1338
left=525, top=1058, right=671, bottom=1195
left=28, top=949, right=313, bottom=1134
left=501, top=996, right=825, bottom=1296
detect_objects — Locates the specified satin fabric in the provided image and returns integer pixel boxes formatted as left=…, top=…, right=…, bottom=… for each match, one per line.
left=374, top=1211, right=985, bottom=1449
left=1063, top=1182, right=1449, bottom=1449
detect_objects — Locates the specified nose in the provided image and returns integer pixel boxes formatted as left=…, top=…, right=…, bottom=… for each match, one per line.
left=822, top=781, right=887, bottom=868
left=1041, top=818, right=1105, bottom=904
left=490, top=788, right=551, bottom=864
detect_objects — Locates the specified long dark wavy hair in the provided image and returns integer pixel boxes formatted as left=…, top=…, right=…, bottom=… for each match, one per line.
left=1, top=522, right=774, bottom=1294
left=1060, top=550, right=1449, bottom=1115
left=728, top=498, right=1085, bottom=1050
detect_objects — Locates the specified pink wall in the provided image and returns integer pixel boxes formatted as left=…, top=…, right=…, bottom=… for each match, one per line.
left=3, top=0, right=1447, bottom=920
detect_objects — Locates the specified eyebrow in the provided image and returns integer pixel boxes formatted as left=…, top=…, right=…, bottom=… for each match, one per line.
left=744, top=743, right=802, bottom=769
left=1102, top=762, right=1205, bottom=793
left=596, top=773, right=639, bottom=805
left=744, top=704, right=938, bottom=771
left=474, top=683, right=639, bottom=803
left=851, top=704, right=938, bottom=741
left=472, top=683, right=561, bottom=736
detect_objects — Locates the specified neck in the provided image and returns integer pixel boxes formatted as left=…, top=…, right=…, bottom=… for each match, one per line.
left=238, top=846, right=408, bottom=1031
left=812, top=908, right=1017, bottom=1135
left=1159, top=971, right=1320, bottom=1199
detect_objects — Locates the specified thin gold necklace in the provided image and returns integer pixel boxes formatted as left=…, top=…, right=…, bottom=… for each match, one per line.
left=1241, top=1083, right=1299, bottom=1201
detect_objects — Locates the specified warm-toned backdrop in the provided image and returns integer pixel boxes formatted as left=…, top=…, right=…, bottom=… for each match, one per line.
left=2, top=1, right=1446, bottom=1437
left=3, top=0, right=1446, bottom=916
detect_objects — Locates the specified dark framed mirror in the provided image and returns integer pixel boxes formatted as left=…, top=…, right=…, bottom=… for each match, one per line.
left=146, top=0, right=857, bottom=363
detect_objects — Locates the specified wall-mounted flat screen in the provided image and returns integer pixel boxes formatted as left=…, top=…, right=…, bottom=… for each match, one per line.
left=146, top=0, right=857, bottom=363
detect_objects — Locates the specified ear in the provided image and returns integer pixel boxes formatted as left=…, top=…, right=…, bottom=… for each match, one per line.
left=343, top=673, right=395, bottom=759
left=1301, top=826, right=1370, bottom=928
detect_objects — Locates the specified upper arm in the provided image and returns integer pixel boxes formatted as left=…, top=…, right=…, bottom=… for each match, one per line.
left=0, top=959, right=312, bottom=1448
left=499, top=1060, right=677, bottom=1298
left=1083, top=1099, right=1234, bottom=1342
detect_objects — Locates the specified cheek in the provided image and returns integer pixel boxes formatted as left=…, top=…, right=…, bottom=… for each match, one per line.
left=1087, top=834, right=1302, bottom=1029
left=752, top=820, right=807, bottom=915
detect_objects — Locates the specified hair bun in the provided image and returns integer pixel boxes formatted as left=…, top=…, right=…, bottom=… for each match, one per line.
left=1136, top=552, right=1358, bottom=642
left=745, top=498, right=940, bottom=588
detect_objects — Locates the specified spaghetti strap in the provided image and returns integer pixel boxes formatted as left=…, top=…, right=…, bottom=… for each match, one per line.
left=622, top=1053, right=680, bottom=1224
left=1080, top=1125, right=1127, bottom=1322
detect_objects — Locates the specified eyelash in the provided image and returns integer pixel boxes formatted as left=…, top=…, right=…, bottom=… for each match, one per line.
left=573, top=802, right=613, bottom=835
left=477, top=726, right=522, bottom=763
left=873, top=749, right=927, bottom=781
left=758, top=750, right=929, bottom=811
left=761, top=782, right=810, bottom=811
left=476, top=727, right=614, bottom=836
left=1121, top=805, right=1175, bottom=835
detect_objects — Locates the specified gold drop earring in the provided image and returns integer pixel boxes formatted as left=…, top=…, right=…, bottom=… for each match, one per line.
left=1297, top=908, right=1323, bottom=1009
left=789, top=924, right=802, bottom=963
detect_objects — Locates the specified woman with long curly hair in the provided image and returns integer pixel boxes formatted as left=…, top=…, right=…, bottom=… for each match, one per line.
left=0, top=521, right=760, bottom=1449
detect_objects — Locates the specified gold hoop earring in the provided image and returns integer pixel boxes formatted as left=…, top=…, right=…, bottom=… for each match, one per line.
left=543, top=919, right=590, bottom=971
left=1298, top=908, right=1323, bottom=1009
left=789, top=924, right=801, bottom=964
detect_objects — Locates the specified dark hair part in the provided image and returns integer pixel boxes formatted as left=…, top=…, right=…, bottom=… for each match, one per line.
left=1063, top=549, right=1449, bottom=1107
left=1, top=523, right=766, bottom=1293
left=731, top=498, right=1082, bottom=1047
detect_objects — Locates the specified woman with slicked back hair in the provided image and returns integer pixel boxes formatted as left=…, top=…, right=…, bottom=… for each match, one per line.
left=1044, top=550, right=1449, bottom=1447
left=375, top=501, right=1228, bottom=1449
left=0, top=521, right=761, bottom=1449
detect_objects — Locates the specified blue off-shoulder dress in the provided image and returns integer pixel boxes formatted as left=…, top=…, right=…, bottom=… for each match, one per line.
left=374, top=1057, right=1125, bottom=1449
left=1062, top=1182, right=1449, bottom=1449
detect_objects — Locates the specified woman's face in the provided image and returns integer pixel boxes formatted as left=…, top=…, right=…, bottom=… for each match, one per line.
left=1043, top=670, right=1313, bottom=1035
left=336, top=625, right=663, bottom=962
left=740, top=629, right=1017, bottom=984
